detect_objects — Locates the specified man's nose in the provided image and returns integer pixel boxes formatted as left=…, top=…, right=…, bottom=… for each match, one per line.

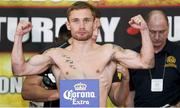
left=79, top=21, right=85, bottom=29
left=154, top=32, right=160, bottom=40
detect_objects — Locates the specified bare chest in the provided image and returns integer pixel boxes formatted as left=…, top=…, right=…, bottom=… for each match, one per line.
left=52, top=52, right=113, bottom=79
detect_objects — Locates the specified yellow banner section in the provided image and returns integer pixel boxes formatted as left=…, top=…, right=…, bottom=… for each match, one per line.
left=0, top=52, right=35, bottom=107
left=0, top=0, right=180, bottom=7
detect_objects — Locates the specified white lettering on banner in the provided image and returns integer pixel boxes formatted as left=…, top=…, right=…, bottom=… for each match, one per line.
left=63, top=90, right=95, bottom=100
left=168, top=16, right=180, bottom=42
left=7, top=17, right=18, bottom=42
left=1, top=16, right=180, bottom=43
left=0, top=17, right=6, bottom=41
left=0, top=77, right=22, bottom=94
left=72, top=98, right=89, bottom=105
left=32, top=18, right=53, bottom=42
left=7, top=17, right=30, bottom=42
left=100, top=17, right=120, bottom=42
left=0, top=17, right=120, bottom=43
left=55, top=18, right=67, bottom=38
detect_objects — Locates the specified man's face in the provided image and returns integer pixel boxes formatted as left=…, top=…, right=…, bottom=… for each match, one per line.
left=67, top=9, right=95, bottom=41
left=148, top=14, right=169, bottom=53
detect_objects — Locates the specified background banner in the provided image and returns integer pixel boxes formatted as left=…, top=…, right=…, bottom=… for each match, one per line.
left=0, top=0, right=180, bottom=107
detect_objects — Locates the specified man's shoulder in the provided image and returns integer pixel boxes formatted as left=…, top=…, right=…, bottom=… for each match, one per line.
left=40, top=41, right=70, bottom=54
left=97, top=44, right=114, bottom=52
left=99, top=43, right=125, bottom=52
left=43, top=47, right=64, bottom=54
left=101, top=43, right=114, bottom=48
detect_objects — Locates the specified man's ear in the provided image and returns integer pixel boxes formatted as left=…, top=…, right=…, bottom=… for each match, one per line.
left=66, top=21, right=71, bottom=30
left=93, top=18, right=100, bottom=31
left=93, top=18, right=97, bottom=31
left=96, top=18, right=101, bottom=28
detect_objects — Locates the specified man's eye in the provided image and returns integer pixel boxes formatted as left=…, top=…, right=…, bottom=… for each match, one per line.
left=84, top=19, right=92, bottom=23
left=150, top=30, right=156, bottom=34
left=160, top=30, right=166, bottom=34
left=71, top=19, right=79, bottom=23
left=84, top=19, right=90, bottom=22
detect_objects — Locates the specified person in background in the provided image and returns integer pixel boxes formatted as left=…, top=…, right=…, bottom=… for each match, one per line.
left=126, top=10, right=180, bottom=107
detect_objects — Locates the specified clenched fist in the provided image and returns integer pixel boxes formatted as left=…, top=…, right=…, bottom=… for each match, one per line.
left=129, top=15, right=148, bottom=30
left=15, top=20, right=32, bottom=37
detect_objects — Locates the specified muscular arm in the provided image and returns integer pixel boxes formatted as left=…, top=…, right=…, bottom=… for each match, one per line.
left=125, top=91, right=135, bottom=107
left=11, top=21, right=53, bottom=76
left=109, top=65, right=130, bottom=106
left=113, top=15, right=154, bottom=69
left=109, top=82, right=129, bottom=106
left=22, top=75, right=59, bottom=102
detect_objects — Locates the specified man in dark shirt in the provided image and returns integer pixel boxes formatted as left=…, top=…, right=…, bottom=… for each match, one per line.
left=127, top=10, right=180, bottom=107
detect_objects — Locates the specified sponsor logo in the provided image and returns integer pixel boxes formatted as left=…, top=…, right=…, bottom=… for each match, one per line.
left=60, top=79, right=99, bottom=107
left=165, top=56, right=177, bottom=68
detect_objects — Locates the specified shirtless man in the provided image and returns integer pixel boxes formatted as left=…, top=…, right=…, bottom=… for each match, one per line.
left=11, top=1, right=154, bottom=107
left=21, top=11, right=128, bottom=107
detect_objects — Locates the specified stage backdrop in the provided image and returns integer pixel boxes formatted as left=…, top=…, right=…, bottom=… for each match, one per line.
left=0, top=0, right=180, bottom=107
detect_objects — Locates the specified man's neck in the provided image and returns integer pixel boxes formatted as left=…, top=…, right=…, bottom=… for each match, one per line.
left=71, top=39, right=96, bottom=54
left=154, top=43, right=166, bottom=54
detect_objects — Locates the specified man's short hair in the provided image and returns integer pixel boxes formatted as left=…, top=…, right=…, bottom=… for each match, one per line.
left=145, top=10, right=169, bottom=26
left=67, top=1, right=97, bottom=20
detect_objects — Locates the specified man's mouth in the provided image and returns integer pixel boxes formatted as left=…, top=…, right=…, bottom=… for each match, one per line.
left=153, top=42, right=162, bottom=47
left=78, top=31, right=86, bottom=35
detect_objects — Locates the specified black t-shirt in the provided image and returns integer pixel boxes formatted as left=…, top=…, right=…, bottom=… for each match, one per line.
left=130, top=41, right=180, bottom=107
left=40, top=42, right=121, bottom=107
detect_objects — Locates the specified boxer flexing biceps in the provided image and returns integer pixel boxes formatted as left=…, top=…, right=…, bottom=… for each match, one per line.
left=11, top=1, right=154, bottom=107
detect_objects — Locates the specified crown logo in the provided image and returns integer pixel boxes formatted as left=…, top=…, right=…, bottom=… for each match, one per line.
left=167, top=56, right=176, bottom=64
left=165, top=56, right=177, bottom=68
left=74, top=82, right=87, bottom=91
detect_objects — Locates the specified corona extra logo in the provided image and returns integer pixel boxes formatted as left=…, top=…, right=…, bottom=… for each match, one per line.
left=74, top=82, right=87, bottom=91
left=165, top=56, right=177, bottom=68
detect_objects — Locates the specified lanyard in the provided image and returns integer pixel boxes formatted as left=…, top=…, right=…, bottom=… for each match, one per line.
left=149, top=53, right=167, bottom=80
